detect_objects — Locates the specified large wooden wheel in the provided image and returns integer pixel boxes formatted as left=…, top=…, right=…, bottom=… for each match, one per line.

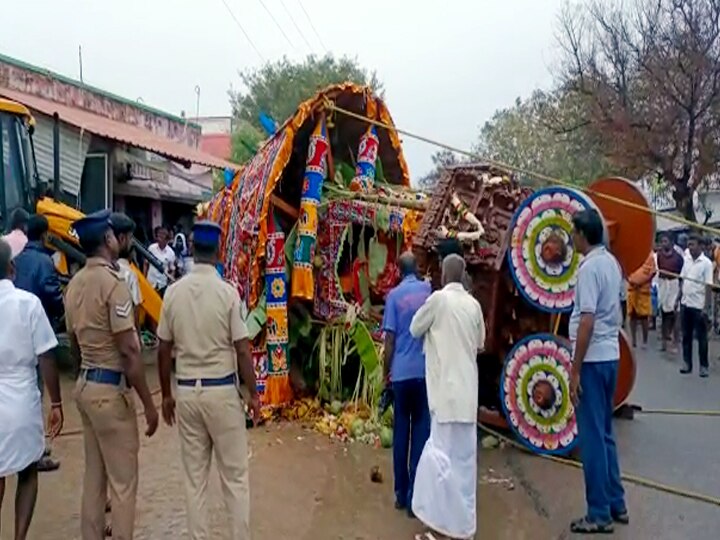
left=586, top=177, right=656, bottom=276
left=500, top=333, right=578, bottom=455
left=507, top=187, right=605, bottom=313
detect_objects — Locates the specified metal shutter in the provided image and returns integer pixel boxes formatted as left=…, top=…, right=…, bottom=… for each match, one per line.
left=33, top=113, right=90, bottom=199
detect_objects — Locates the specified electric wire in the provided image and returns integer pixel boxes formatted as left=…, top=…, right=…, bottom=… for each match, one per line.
left=279, top=0, right=316, bottom=54
left=219, top=0, right=266, bottom=62
left=257, top=0, right=297, bottom=51
left=297, top=0, right=328, bottom=53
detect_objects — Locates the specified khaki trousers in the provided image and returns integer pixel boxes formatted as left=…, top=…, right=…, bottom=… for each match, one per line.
left=75, top=379, right=139, bottom=540
left=177, top=385, right=250, bottom=540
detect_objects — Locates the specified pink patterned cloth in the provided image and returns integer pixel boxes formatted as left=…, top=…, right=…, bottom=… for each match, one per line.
left=1, top=230, right=28, bottom=259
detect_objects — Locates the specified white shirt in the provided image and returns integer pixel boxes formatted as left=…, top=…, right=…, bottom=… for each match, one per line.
left=0, top=280, right=58, bottom=476
left=680, top=253, right=713, bottom=310
left=410, top=282, right=485, bottom=424
left=147, top=243, right=176, bottom=290
left=117, top=258, right=143, bottom=306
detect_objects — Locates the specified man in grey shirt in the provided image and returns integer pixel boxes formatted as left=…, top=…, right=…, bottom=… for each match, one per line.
left=568, top=209, right=628, bottom=535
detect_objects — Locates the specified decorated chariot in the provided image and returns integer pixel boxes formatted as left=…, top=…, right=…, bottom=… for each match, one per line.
left=413, top=167, right=654, bottom=455
left=201, top=83, right=426, bottom=411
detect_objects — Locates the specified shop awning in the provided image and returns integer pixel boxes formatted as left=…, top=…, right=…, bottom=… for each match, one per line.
left=0, top=88, right=238, bottom=171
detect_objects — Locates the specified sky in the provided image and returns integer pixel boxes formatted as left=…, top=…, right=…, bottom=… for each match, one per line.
left=1, top=0, right=568, bottom=179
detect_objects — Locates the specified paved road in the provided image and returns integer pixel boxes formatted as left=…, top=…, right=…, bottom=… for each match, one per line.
left=504, top=330, right=720, bottom=539
left=3, top=333, right=719, bottom=539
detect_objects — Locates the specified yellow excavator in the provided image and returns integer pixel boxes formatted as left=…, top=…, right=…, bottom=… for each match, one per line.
left=0, top=97, right=162, bottom=324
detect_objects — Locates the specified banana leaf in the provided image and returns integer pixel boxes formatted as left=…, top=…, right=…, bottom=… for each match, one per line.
left=349, top=319, right=380, bottom=375
left=246, top=286, right=267, bottom=340
left=334, top=161, right=356, bottom=188
left=374, top=206, right=390, bottom=232
left=368, top=237, right=388, bottom=285
left=356, top=233, right=371, bottom=311
left=375, top=158, right=387, bottom=184
left=285, top=224, right=297, bottom=276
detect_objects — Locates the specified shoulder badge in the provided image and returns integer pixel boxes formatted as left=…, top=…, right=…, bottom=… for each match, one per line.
left=114, top=300, right=133, bottom=319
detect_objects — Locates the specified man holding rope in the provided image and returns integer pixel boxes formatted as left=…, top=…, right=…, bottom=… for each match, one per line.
left=656, top=233, right=684, bottom=352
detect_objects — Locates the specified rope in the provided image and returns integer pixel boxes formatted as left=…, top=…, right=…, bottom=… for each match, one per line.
left=323, top=102, right=720, bottom=238
left=636, top=408, right=720, bottom=417
left=477, top=423, right=720, bottom=507
left=552, top=313, right=562, bottom=335
left=657, top=268, right=720, bottom=290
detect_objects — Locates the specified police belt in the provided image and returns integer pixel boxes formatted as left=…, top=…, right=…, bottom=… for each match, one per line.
left=176, top=373, right=237, bottom=387
left=80, top=367, right=124, bottom=386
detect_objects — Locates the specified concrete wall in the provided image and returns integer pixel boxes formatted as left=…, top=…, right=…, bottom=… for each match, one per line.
left=196, top=116, right=232, bottom=135
left=0, top=55, right=201, bottom=147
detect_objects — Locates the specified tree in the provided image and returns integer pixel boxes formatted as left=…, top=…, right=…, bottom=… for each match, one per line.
left=231, top=120, right=265, bottom=165
left=230, top=54, right=382, bottom=133
left=557, top=0, right=720, bottom=220
left=476, top=90, right=610, bottom=186
left=417, top=150, right=461, bottom=190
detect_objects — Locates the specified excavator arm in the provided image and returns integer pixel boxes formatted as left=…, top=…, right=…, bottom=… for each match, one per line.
left=36, top=197, right=164, bottom=325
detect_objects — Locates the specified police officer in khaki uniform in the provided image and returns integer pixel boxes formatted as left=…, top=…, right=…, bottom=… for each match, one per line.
left=156, top=221, right=260, bottom=540
left=64, top=209, right=159, bottom=540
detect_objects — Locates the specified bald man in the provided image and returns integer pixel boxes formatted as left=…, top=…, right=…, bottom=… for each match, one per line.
left=409, top=254, right=485, bottom=540
left=382, top=252, right=431, bottom=516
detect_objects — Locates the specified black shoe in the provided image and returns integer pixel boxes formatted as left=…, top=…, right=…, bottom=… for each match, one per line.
left=680, top=365, right=692, bottom=374
left=611, top=509, right=630, bottom=525
left=407, top=508, right=416, bottom=519
left=570, top=516, right=614, bottom=534
left=37, top=456, right=60, bottom=472
left=394, top=500, right=406, bottom=511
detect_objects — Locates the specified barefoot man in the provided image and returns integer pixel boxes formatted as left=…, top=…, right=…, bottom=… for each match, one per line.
left=0, top=238, right=63, bottom=540
left=656, top=233, right=684, bottom=352
left=626, top=252, right=656, bottom=348
left=410, top=254, right=485, bottom=540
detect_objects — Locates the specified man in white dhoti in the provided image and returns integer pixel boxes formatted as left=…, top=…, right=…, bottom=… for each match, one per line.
left=410, top=254, right=485, bottom=540
left=0, top=239, right=64, bottom=539
left=656, top=233, right=684, bottom=352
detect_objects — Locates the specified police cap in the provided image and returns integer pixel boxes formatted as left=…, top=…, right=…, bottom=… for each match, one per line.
left=73, top=209, right=112, bottom=249
left=192, top=220, right=222, bottom=249
left=109, top=212, right=136, bottom=235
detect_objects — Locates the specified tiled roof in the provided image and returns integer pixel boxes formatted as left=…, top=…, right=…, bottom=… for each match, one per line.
left=0, top=88, right=238, bottom=171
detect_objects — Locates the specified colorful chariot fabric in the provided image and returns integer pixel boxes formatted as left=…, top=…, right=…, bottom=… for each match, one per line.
left=349, top=124, right=379, bottom=193
left=222, top=131, right=291, bottom=307
left=291, top=117, right=328, bottom=300
left=262, top=215, right=292, bottom=405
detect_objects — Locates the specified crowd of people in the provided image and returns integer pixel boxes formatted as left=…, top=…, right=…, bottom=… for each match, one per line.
left=2, top=197, right=718, bottom=539
left=630, top=231, right=718, bottom=377
left=0, top=208, right=256, bottom=540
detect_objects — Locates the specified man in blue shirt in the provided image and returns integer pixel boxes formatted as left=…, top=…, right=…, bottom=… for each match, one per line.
left=568, top=209, right=628, bottom=535
left=382, top=252, right=431, bottom=516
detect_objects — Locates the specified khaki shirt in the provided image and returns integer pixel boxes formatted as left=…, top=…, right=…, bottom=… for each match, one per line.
left=157, top=263, right=248, bottom=379
left=64, top=257, right=135, bottom=370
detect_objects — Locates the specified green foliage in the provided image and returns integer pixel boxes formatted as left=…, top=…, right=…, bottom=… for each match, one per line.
left=368, top=237, right=388, bottom=285
left=246, top=287, right=267, bottom=340
left=230, top=54, right=383, bottom=133
left=230, top=121, right=266, bottom=165
left=417, top=149, right=461, bottom=190
left=476, top=90, right=611, bottom=187
left=211, top=169, right=225, bottom=194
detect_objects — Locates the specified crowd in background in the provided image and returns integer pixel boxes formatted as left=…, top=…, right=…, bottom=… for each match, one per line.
left=627, top=231, right=719, bottom=378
